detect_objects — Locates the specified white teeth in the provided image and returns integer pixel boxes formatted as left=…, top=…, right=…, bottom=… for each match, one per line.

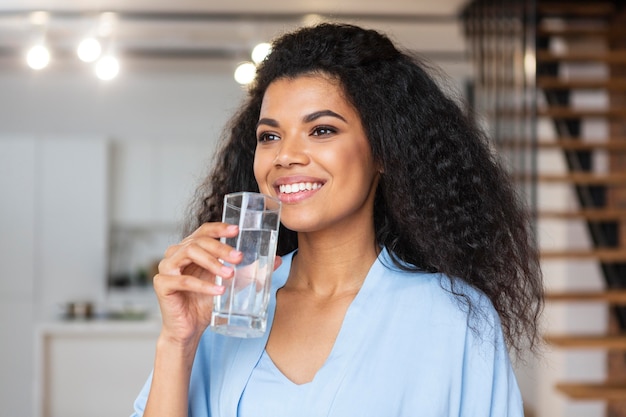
left=279, top=182, right=322, bottom=194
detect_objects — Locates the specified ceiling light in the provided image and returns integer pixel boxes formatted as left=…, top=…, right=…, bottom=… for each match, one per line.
left=98, top=12, right=117, bottom=37
left=251, top=43, right=271, bottom=64
left=234, top=62, right=256, bottom=85
left=77, top=38, right=102, bottom=63
left=29, top=11, right=49, bottom=26
left=95, top=55, right=120, bottom=80
left=26, top=44, right=50, bottom=70
left=302, top=14, right=324, bottom=27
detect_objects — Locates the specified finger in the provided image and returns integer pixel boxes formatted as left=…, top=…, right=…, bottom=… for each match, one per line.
left=189, top=222, right=240, bottom=240
left=182, top=233, right=244, bottom=264
left=273, top=256, right=283, bottom=271
left=164, top=223, right=240, bottom=258
left=161, top=227, right=245, bottom=274
left=163, top=239, right=241, bottom=269
left=153, top=273, right=225, bottom=296
left=159, top=242, right=242, bottom=278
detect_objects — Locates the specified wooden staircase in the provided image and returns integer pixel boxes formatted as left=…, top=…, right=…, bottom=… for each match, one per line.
left=535, top=0, right=626, bottom=410
left=462, top=0, right=626, bottom=414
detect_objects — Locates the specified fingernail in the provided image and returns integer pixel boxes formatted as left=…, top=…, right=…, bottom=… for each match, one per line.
left=220, top=265, right=233, bottom=276
left=214, top=285, right=225, bottom=294
left=226, top=225, right=238, bottom=232
left=230, top=250, right=242, bottom=258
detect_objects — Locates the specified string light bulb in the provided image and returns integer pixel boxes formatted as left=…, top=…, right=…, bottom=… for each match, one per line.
left=251, top=43, right=271, bottom=64
left=77, top=37, right=102, bottom=63
left=95, top=55, right=120, bottom=80
left=26, top=44, right=50, bottom=70
left=234, top=62, right=256, bottom=85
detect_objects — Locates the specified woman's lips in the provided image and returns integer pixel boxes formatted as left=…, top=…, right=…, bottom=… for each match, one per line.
left=278, top=181, right=323, bottom=194
left=274, top=178, right=325, bottom=203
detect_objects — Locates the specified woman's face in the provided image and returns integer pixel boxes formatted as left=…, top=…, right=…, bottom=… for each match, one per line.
left=253, top=75, right=379, bottom=234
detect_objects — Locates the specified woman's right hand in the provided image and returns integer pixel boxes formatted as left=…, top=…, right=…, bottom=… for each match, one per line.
left=153, top=222, right=243, bottom=347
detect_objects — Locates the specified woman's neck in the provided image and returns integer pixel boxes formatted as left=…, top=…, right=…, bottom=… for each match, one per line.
left=286, top=229, right=380, bottom=298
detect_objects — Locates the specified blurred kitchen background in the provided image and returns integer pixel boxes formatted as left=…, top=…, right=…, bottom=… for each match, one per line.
left=2, top=0, right=624, bottom=416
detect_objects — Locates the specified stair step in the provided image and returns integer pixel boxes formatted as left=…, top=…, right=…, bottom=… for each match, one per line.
left=537, top=3, right=615, bottom=17
left=539, top=208, right=626, bottom=221
left=497, top=139, right=626, bottom=151
left=534, top=172, right=626, bottom=185
left=541, top=249, right=626, bottom=262
left=537, top=26, right=626, bottom=39
left=538, top=106, right=626, bottom=119
left=545, top=334, right=626, bottom=349
left=556, top=382, right=626, bottom=400
left=537, top=50, right=626, bottom=63
left=545, top=290, right=626, bottom=303
left=536, top=139, right=626, bottom=151
left=537, top=77, right=626, bottom=90
left=537, top=26, right=608, bottom=37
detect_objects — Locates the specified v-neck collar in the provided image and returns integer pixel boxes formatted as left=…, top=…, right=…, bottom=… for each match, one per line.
left=217, top=248, right=390, bottom=417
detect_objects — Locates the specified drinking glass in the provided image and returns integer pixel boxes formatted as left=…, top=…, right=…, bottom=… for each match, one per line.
left=210, top=192, right=281, bottom=337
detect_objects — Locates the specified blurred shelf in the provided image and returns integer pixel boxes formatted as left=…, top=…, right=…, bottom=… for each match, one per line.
left=556, top=382, right=626, bottom=400
left=545, top=334, right=626, bottom=349
left=541, top=249, right=626, bottom=262
left=545, top=290, right=626, bottom=303
left=538, top=208, right=626, bottom=221
left=537, top=77, right=626, bottom=90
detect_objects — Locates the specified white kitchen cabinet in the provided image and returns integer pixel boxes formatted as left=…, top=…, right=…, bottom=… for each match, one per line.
left=38, top=137, right=109, bottom=319
left=110, top=140, right=212, bottom=227
left=110, top=141, right=155, bottom=225
left=0, top=299, right=36, bottom=416
left=0, top=137, right=108, bottom=309
left=36, top=320, right=160, bottom=417
left=0, top=136, right=109, bottom=415
left=0, top=137, right=37, bottom=416
left=0, top=137, right=36, bottom=295
left=153, top=141, right=212, bottom=225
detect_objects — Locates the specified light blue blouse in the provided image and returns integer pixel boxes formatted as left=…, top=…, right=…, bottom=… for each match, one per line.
left=132, top=248, right=523, bottom=417
left=237, top=350, right=314, bottom=416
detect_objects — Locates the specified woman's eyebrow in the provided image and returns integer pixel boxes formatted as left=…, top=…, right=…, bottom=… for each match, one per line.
left=256, top=110, right=347, bottom=130
left=256, top=118, right=279, bottom=129
left=303, top=110, right=347, bottom=123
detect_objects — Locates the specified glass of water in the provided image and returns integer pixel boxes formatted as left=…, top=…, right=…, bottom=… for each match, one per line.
left=210, top=192, right=281, bottom=338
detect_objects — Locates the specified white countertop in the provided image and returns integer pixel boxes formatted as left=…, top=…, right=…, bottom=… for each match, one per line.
left=38, top=318, right=162, bottom=336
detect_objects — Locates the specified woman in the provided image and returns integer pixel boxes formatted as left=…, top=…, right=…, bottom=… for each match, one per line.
left=132, top=23, right=543, bottom=416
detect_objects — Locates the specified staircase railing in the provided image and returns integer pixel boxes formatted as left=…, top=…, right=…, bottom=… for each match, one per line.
left=462, top=0, right=538, bottom=216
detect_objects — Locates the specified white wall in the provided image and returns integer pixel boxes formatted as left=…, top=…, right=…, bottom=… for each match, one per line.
left=0, top=58, right=244, bottom=141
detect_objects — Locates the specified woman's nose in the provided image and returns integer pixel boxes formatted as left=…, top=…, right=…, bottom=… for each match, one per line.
left=272, top=136, right=309, bottom=167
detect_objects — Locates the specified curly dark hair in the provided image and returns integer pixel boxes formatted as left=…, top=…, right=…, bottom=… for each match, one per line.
left=185, top=23, right=543, bottom=357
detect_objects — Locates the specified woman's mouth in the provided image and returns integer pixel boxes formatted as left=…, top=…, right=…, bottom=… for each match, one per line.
left=278, top=182, right=323, bottom=194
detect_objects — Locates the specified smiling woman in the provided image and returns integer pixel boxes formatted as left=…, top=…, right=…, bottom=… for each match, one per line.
left=131, top=22, right=543, bottom=417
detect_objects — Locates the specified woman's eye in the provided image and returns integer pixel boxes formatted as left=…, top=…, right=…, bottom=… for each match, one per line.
left=257, top=132, right=280, bottom=142
left=311, top=126, right=337, bottom=137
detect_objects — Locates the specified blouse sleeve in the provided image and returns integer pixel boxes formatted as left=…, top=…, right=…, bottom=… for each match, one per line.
left=130, top=371, right=153, bottom=417
left=459, top=307, right=524, bottom=417
left=129, top=330, right=215, bottom=417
